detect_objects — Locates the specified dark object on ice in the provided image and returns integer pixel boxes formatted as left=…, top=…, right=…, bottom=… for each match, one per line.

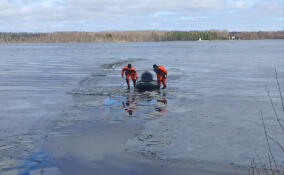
left=141, top=71, right=153, bottom=82
left=135, top=71, right=160, bottom=91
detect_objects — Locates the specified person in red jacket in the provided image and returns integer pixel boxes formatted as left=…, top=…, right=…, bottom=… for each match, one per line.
left=153, top=64, right=167, bottom=89
left=121, top=64, right=138, bottom=89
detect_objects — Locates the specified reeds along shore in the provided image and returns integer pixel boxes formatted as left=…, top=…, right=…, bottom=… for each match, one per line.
left=0, top=31, right=284, bottom=43
left=249, top=70, right=284, bottom=175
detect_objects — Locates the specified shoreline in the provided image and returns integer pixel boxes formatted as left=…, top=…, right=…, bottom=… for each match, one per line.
left=1, top=30, right=283, bottom=44
left=0, top=38, right=284, bottom=45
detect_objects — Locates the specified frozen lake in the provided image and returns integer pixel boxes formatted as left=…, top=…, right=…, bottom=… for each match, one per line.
left=0, top=40, right=284, bottom=174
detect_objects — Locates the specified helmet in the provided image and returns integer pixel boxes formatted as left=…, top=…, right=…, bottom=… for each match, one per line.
left=128, top=64, right=131, bottom=68
left=153, top=64, right=158, bottom=68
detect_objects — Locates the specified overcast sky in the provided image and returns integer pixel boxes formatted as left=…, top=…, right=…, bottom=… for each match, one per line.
left=0, top=0, right=283, bottom=32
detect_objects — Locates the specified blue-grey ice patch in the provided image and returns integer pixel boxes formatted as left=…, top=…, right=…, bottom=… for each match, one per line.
left=126, top=95, right=284, bottom=166
left=29, top=167, right=62, bottom=175
left=104, top=98, right=117, bottom=106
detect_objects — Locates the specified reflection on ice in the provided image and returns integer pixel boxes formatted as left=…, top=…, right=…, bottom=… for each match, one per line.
left=156, top=92, right=167, bottom=114
left=121, top=90, right=168, bottom=117
left=122, top=91, right=138, bottom=116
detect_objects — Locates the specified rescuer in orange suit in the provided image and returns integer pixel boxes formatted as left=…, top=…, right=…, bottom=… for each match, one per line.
left=121, top=64, right=138, bottom=89
left=153, top=64, right=167, bottom=89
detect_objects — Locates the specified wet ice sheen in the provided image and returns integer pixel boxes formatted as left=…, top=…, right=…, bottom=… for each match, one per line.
left=0, top=41, right=284, bottom=173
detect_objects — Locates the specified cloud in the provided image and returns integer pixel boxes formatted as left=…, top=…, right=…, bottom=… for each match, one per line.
left=0, top=0, right=283, bottom=32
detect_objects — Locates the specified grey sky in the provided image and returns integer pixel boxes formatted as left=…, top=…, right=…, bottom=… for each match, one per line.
left=0, top=0, right=283, bottom=32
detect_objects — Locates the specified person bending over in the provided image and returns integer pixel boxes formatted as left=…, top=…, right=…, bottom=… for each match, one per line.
left=153, top=64, right=167, bottom=89
left=121, top=64, right=138, bottom=89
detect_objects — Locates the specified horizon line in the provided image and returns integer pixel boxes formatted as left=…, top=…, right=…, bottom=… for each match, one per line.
left=1, top=30, right=284, bottom=34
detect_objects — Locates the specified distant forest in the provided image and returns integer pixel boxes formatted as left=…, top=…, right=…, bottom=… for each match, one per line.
left=0, top=30, right=283, bottom=43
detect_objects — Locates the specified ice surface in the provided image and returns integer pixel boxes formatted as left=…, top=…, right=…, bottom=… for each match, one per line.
left=0, top=41, right=284, bottom=174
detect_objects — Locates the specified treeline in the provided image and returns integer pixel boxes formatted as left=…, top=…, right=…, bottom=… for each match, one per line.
left=230, top=31, right=284, bottom=40
left=0, top=30, right=283, bottom=43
